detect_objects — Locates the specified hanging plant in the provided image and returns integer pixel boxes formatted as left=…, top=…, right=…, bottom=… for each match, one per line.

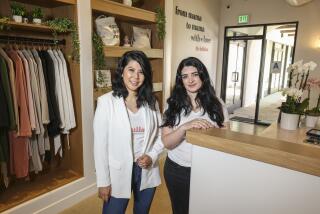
left=155, top=7, right=166, bottom=40
left=92, top=32, right=106, bottom=70
left=0, top=17, right=10, bottom=30
left=46, top=18, right=80, bottom=62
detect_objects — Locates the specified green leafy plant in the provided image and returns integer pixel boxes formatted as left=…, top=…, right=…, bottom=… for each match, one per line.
left=280, top=95, right=308, bottom=115
left=32, top=7, right=44, bottom=19
left=92, top=32, right=106, bottom=70
left=155, top=7, right=166, bottom=40
left=0, top=17, right=10, bottom=30
left=10, top=2, right=26, bottom=16
left=46, top=18, right=80, bottom=62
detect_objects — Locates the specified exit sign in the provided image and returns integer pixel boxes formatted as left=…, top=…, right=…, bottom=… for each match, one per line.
left=238, top=15, right=249, bottom=24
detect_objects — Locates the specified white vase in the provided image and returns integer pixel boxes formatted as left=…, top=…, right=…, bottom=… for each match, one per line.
left=305, top=115, right=319, bottom=128
left=123, top=0, right=132, bottom=6
left=12, top=15, right=22, bottom=23
left=33, top=18, right=42, bottom=24
left=280, top=112, right=300, bottom=130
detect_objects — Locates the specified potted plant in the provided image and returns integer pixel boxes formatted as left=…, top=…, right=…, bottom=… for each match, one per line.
left=279, top=60, right=317, bottom=130
left=123, top=0, right=143, bottom=7
left=10, top=2, right=26, bottom=23
left=0, top=16, right=10, bottom=30
left=93, top=32, right=111, bottom=88
left=280, top=88, right=308, bottom=130
left=304, top=76, right=320, bottom=127
left=32, top=7, right=44, bottom=24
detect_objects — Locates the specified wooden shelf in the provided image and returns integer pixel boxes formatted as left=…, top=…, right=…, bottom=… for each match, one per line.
left=1, top=21, right=53, bottom=33
left=94, top=87, right=112, bottom=100
left=91, top=0, right=156, bottom=23
left=13, top=0, right=76, bottom=7
left=104, top=46, right=163, bottom=58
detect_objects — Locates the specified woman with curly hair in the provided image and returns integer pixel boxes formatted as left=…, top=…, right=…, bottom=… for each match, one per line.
left=94, top=50, right=163, bottom=214
left=162, top=57, right=229, bottom=214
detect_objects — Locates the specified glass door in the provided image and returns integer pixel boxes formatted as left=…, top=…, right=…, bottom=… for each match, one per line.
left=225, top=40, right=246, bottom=113
left=222, top=22, right=298, bottom=125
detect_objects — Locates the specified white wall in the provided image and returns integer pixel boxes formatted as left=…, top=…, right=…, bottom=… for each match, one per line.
left=168, top=0, right=221, bottom=92
left=216, top=0, right=320, bottom=100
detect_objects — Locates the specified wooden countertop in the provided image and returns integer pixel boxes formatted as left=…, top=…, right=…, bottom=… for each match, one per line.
left=187, top=124, right=320, bottom=177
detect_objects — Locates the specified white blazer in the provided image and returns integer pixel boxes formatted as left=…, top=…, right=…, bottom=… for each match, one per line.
left=93, top=92, right=164, bottom=198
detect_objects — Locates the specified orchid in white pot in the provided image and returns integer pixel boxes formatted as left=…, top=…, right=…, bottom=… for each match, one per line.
left=279, top=60, right=317, bottom=130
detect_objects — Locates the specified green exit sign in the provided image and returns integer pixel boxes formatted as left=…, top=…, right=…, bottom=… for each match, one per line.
left=238, top=15, right=249, bottom=24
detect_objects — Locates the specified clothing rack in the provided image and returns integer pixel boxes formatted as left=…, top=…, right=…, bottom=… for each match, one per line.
left=0, top=35, right=66, bottom=45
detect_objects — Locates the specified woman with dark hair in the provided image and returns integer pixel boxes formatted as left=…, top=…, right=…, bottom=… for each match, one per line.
left=162, top=57, right=229, bottom=214
left=94, top=50, right=163, bottom=214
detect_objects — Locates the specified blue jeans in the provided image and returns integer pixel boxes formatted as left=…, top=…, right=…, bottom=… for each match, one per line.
left=102, top=163, right=156, bottom=214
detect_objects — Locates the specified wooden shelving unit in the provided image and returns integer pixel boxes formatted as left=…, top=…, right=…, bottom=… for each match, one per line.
left=1, top=21, right=53, bottom=33
left=13, top=0, right=76, bottom=7
left=0, top=0, right=83, bottom=212
left=91, top=0, right=164, bottom=107
left=104, top=46, right=163, bottom=58
left=91, top=0, right=156, bottom=23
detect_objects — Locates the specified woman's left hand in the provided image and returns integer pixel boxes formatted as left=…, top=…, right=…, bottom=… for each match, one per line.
left=137, top=154, right=152, bottom=169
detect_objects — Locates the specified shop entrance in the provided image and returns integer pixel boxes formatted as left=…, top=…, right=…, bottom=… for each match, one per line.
left=221, top=22, right=298, bottom=125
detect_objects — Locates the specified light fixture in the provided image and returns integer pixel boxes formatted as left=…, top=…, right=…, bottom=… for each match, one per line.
left=317, top=37, right=320, bottom=49
left=285, top=0, right=313, bottom=6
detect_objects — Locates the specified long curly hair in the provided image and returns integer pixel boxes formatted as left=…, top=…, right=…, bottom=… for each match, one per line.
left=112, top=50, right=156, bottom=110
left=162, top=57, right=224, bottom=127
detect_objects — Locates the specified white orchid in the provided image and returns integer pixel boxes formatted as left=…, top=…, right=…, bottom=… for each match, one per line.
left=291, top=60, right=304, bottom=73
left=282, top=87, right=303, bottom=101
left=302, top=61, right=317, bottom=73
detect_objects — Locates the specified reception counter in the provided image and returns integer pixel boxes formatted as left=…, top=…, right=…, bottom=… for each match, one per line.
left=187, top=123, right=320, bottom=214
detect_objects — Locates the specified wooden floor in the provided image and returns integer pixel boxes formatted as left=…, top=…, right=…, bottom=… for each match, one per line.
left=60, top=121, right=267, bottom=214
left=60, top=156, right=171, bottom=214
left=0, top=169, right=81, bottom=212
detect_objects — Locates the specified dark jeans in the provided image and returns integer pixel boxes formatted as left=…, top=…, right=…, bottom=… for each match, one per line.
left=102, top=163, right=156, bottom=214
left=164, top=157, right=191, bottom=214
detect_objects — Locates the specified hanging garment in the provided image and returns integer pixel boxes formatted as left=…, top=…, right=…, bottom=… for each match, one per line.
left=0, top=56, right=16, bottom=130
left=57, top=50, right=76, bottom=132
left=22, top=49, right=41, bottom=134
left=40, top=50, right=61, bottom=137
left=6, top=50, right=32, bottom=178
left=17, top=50, right=36, bottom=131
left=6, top=50, right=32, bottom=137
left=31, top=49, right=49, bottom=125
left=26, top=49, right=47, bottom=157
left=21, top=49, right=43, bottom=171
left=0, top=69, right=9, bottom=128
left=0, top=68, right=9, bottom=163
left=9, top=132, right=29, bottom=178
left=48, top=49, right=65, bottom=130
left=0, top=48, right=18, bottom=131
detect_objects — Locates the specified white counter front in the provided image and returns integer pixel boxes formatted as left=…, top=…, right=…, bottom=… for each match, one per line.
left=187, top=125, right=320, bottom=214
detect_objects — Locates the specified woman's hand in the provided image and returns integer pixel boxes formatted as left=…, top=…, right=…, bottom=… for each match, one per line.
left=181, top=119, right=216, bottom=131
left=137, top=154, right=152, bottom=169
left=98, top=186, right=112, bottom=202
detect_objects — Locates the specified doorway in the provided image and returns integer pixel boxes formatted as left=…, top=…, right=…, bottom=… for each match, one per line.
left=221, top=22, right=298, bottom=125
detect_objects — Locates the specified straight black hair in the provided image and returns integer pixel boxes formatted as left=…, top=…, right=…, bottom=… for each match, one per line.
left=112, top=50, right=156, bottom=110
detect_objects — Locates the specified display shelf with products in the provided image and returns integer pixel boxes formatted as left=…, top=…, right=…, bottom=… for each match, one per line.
left=91, top=0, right=165, bottom=108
